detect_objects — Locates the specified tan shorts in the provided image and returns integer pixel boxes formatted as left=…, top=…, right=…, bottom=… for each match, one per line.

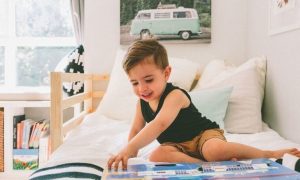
left=161, top=128, right=226, bottom=161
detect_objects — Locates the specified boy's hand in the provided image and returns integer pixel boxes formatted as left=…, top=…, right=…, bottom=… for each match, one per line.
left=107, top=145, right=138, bottom=171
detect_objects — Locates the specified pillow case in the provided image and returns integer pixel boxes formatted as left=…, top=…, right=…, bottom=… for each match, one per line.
left=97, top=50, right=137, bottom=121
left=193, top=56, right=267, bottom=133
left=189, top=86, right=233, bottom=129
left=168, top=57, right=201, bottom=91
left=194, top=59, right=227, bottom=89
left=55, top=45, right=85, bottom=96
left=97, top=50, right=201, bottom=121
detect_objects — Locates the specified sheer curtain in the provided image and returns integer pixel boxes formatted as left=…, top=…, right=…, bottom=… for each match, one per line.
left=54, top=0, right=85, bottom=97
left=70, top=0, right=84, bottom=44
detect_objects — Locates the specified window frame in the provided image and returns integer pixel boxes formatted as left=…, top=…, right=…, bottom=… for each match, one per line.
left=0, top=0, right=75, bottom=87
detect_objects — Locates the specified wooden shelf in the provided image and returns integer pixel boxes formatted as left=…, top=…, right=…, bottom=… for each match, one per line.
left=0, top=87, right=50, bottom=101
left=0, top=101, right=50, bottom=107
left=0, top=101, right=50, bottom=179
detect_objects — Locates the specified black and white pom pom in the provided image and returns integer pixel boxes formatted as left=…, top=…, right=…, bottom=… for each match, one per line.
left=275, top=154, right=300, bottom=172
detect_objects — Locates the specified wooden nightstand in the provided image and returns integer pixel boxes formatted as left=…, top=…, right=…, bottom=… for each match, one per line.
left=0, top=100, right=50, bottom=179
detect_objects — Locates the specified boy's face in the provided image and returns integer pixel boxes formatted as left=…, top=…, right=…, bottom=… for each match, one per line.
left=128, top=57, right=171, bottom=102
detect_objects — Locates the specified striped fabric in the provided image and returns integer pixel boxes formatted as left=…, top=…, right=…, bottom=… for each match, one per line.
left=275, top=154, right=300, bottom=173
left=29, top=162, right=103, bottom=180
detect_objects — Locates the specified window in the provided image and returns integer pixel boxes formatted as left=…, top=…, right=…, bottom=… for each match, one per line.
left=137, top=13, right=151, bottom=20
left=0, top=0, right=75, bottom=87
left=173, top=11, right=192, bottom=18
left=154, top=12, right=170, bottom=19
left=16, top=47, right=74, bottom=86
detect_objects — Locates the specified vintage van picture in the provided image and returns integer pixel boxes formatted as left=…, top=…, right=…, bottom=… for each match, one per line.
left=131, top=7, right=201, bottom=40
left=120, top=0, right=211, bottom=44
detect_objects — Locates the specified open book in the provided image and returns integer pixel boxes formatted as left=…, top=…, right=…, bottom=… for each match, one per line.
left=105, top=158, right=300, bottom=179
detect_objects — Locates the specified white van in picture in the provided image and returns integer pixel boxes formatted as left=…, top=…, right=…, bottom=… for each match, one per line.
left=130, top=7, right=201, bottom=40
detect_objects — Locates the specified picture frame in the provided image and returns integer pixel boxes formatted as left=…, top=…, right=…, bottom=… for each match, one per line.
left=269, top=0, right=300, bottom=35
left=120, top=0, right=211, bottom=45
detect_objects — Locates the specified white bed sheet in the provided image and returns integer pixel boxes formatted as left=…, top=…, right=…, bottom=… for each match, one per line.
left=45, top=111, right=300, bottom=169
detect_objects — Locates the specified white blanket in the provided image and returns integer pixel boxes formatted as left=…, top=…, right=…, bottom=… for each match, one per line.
left=45, top=112, right=300, bottom=169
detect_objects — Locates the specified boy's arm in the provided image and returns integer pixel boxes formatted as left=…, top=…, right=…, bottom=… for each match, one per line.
left=108, top=89, right=189, bottom=170
left=128, top=100, right=146, bottom=146
left=128, top=89, right=189, bottom=152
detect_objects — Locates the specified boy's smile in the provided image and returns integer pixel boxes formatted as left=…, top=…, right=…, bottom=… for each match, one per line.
left=128, top=57, right=171, bottom=103
left=140, top=90, right=153, bottom=99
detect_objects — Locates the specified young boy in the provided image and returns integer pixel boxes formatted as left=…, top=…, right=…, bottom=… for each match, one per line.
left=107, top=39, right=300, bottom=170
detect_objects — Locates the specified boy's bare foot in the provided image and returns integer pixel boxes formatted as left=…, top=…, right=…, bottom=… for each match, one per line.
left=271, top=148, right=300, bottom=159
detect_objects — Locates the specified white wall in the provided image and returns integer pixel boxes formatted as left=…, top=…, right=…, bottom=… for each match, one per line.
left=84, top=0, right=300, bottom=144
left=84, top=0, right=248, bottom=74
left=84, top=0, right=120, bottom=74
left=246, top=1, right=300, bottom=143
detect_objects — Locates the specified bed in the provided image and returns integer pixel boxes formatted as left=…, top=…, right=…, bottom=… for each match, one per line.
left=29, top=52, right=300, bottom=179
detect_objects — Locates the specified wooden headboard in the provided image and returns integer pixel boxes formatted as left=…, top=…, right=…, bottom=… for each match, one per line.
left=49, top=71, right=200, bottom=154
left=50, top=72, right=108, bottom=153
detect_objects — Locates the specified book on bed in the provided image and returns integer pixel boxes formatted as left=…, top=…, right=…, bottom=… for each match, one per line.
left=105, top=158, right=300, bottom=180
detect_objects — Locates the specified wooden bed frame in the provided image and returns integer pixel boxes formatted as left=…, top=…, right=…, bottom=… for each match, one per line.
left=50, top=72, right=109, bottom=154
left=49, top=71, right=200, bottom=154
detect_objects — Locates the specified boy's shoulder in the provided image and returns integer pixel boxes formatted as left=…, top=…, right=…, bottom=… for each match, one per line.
left=166, top=83, right=190, bottom=99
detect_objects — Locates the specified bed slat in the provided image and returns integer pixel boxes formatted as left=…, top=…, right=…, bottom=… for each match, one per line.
left=62, top=110, right=90, bottom=137
left=50, top=72, right=108, bottom=154
left=92, top=91, right=105, bottom=98
left=61, top=73, right=93, bottom=82
left=51, top=72, right=64, bottom=154
left=62, top=92, right=92, bottom=110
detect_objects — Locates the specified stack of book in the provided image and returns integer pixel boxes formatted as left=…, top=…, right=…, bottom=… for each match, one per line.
left=12, top=114, right=49, bottom=170
left=13, top=115, right=49, bottom=149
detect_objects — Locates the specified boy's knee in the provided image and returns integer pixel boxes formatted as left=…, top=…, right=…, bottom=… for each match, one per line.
left=149, top=146, right=164, bottom=162
left=149, top=146, right=176, bottom=162
left=201, top=139, right=227, bottom=161
left=149, top=152, right=159, bottom=162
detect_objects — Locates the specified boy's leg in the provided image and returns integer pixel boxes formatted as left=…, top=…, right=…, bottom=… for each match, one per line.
left=201, top=138, right=300, bottom=161
left=149, top=145, right=202, bottom=163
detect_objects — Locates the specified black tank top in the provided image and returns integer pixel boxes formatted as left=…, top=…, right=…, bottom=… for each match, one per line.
left=140, top=83, right=219, bottom=144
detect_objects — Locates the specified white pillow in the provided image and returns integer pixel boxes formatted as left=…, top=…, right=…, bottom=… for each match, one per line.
left=97, top=50, right=201, bottom=121
left=193, top=56, right=267, bottom=133
left=168, top=57, right=201, bottom=91
left=195, top=59, right=226, bottom=88
left=97, top=50, right=137, bottom=121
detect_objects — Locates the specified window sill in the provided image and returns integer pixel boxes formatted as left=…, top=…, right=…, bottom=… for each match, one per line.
left=0, top=86, right=50, bottom=101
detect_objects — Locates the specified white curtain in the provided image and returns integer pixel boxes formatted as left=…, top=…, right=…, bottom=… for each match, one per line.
left=70, top=0, right=84, bottom=44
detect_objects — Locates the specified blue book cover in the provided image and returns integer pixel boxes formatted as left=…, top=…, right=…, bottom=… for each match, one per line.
left=106, top=158, right=300, bottom=180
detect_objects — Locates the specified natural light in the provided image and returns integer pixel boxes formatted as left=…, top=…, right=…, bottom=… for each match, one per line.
left=0, top=0, right=76, bottom=88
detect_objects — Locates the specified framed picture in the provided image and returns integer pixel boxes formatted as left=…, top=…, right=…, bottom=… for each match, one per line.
left=269, top=0, right=300, bottom=35
left=120, top=0, right=211, bottom=45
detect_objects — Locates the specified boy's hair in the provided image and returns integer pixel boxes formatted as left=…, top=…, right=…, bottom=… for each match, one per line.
left=123, top=39, right=169, bottom=74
